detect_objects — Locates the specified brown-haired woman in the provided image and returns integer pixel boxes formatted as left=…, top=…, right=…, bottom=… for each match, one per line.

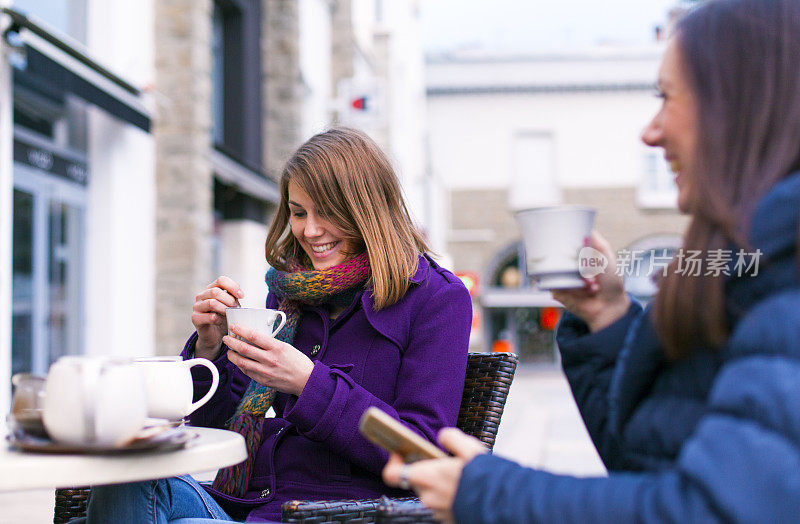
left=84, top=128, right=471, bottom=523
left=383, top=0, right=800, bottom=521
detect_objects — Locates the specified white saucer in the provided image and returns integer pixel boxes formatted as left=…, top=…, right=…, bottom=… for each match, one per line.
left=533, top=272, right=586, bottom=290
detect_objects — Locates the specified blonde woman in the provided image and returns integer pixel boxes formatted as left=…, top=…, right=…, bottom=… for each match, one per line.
left=84, top=128, right=471, bottom=523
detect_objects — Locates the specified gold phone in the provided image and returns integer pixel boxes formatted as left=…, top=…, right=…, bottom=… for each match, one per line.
left=359, top=406, right=447, bottom=463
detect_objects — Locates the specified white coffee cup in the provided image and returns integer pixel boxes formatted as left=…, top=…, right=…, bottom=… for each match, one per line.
left=514, top=206, right=596, bottom=290
left=225, top=307, right=287, bottom=341
left=134, top=357, right=220, bottom=420
left=43, top=356, right=147, bottom=447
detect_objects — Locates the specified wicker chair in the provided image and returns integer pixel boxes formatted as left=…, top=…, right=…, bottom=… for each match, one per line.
left=281, top=352, right=518, bottom=524
left=53, top=352, right=518, bottom=524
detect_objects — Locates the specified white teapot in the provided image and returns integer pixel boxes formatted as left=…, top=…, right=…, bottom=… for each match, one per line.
left=43, top=357, right=147, bottom=447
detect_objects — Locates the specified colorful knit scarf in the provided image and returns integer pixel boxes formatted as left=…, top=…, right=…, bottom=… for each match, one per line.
left=212, top=252, right=371, bottom=497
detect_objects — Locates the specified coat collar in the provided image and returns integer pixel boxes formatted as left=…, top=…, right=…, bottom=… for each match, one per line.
left=726, top=171, right=800, bottom=321
left=358, top=254, right=434, bottom=352
left=749, top=170, right=800, bottom=260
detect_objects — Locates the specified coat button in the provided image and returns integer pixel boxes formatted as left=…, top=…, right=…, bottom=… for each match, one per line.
left=311, top=344, right=321, bottom=356
left=261, top=488, right=271, bottom=497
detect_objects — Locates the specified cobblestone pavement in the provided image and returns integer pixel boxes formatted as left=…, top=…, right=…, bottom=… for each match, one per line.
left=0, top=365, right=605, bottom=522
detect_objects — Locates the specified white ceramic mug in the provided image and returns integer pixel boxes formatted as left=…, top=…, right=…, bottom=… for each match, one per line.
left=134, top=357, right=220, bottom=420
left=225, top=307, right=287, bottom=342
left=514, top=206, right=596, bottom=290
left=43, top=357, right=147, bottom=447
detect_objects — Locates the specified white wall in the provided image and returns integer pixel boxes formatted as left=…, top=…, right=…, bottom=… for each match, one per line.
left=84, top=110, right=155, bottom=357
left=218, top=220, right=270, bottom=309
left=300, top=0, right=333, bottom=140
left=427, top=90, right=661, bottom=191
left=426, top=50, right=661, bottom=90
left=383, top=0, right=429, bottom=242
left=84, top=0, right=155, bottom=357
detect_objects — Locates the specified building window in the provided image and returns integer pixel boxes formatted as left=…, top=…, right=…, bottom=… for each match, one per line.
left=12, top=0, right=87, bottom=44
left=212, top=0, right=263, bottom=171
left=638, top=149, right=678, bottom=209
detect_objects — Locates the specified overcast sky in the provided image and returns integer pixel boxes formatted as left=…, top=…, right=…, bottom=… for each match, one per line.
left=420, top=0, right=684, bottom=54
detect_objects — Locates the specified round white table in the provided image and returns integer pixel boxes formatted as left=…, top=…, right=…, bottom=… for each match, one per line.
left=0, top=426, right=246, bottom=492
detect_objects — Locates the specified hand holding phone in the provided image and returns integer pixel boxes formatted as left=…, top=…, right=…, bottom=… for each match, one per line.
left=359, top=406, right=447, bottom=463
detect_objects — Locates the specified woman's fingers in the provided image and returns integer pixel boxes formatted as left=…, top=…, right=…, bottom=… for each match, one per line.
left=382, top=453, right=406, bottom=486
left=227, top=323, right=282, bottom=352
left=207, top=276, right=245, bottom=298
left=195, top=287, right=240, bottom=310
left=223, top=335, right=266, bottom=364
left=191, top=311, right=224, bottom=327
left=193, top=298, right=231, bottom=317
left=438, top=428, right=488, bottom=461
left=382, top=456, right=462, bottom=523
left=589, top=230, right=614, bottom=258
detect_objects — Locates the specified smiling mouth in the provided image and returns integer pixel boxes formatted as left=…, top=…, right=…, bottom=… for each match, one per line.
left=310, top=241, right=339, bottom=254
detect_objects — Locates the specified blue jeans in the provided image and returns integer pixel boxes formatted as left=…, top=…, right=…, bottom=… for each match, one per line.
left=70, top=475, right=258, bottom=524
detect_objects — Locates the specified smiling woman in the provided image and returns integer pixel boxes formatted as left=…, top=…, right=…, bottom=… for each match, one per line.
left=287, top=181, right=355, bottom=271
left=640, top=37, right=698, bottom=214
left=82, top=127, right=472, bottom=523
left=266, top=127, right=427, bottom=309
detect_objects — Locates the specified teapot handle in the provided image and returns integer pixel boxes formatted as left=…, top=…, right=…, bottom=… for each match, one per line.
left=184, top=358, right=220, bottom=416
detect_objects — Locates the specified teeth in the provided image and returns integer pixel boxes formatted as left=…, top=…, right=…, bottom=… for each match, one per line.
left=669, top=159, right=683, bottom=173
left=311, top=242, right=337, bottom=253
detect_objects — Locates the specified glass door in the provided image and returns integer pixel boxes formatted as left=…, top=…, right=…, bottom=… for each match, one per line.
left=12, top=165, right=85, bottom=376
left=11, top=189, right=35, bottom=376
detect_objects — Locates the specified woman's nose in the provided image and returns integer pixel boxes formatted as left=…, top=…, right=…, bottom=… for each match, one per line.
left=304, top=214, right=324, bottom=237
left=641, top=116, right=661, bottom=147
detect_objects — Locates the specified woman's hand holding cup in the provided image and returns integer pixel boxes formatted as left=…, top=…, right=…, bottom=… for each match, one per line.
left=191, top=276, right=244, bottom=359
left=552, top=231, right=630, bottom=332
left=223, top=323, right=314, bottom=397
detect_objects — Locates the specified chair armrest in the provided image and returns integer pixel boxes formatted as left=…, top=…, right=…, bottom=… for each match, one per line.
left=377, top=497, right=439, bottom=523
left=281, top=496, right=419, bottom=523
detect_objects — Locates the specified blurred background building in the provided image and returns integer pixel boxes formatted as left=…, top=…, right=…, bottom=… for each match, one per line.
left=0, top=0, right=690, bottom=412
left=0, top=0, right=426, bottom=413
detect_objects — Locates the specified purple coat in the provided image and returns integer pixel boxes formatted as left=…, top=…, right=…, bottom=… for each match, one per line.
left=182, top=255, right=471, bottom=522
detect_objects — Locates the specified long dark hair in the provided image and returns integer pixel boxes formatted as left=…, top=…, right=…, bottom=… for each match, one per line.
left=264, top=127, right=429, bottom=310
left=655, top=0, right=800, bottom=358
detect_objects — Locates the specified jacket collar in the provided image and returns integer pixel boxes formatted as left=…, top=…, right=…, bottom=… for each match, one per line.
left=749, top=170, right=800, bottom=261
left=357, top=254, right=431, bottom=352
left=410, top=253, right=431, bottom=284
left=726, top=170, right=800, bottom=321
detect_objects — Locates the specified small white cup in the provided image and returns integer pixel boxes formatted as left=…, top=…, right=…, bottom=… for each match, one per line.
left=43, top=356, right=147, bottom=447
left=514, top=206, right=596, bottom=290
left=134, top=357, right=220, bottom=420
left=225, top=307, right=287, bottom=341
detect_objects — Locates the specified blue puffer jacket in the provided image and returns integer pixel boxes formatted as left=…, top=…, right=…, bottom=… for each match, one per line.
left=453, top=171, right=800, bottom=523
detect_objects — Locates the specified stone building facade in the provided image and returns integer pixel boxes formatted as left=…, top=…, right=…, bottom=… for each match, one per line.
left=154, top=0, right=425, bottom=354
left=153, top=0, right=309, bottom=354
left=0, top=0, right=427, bottom=404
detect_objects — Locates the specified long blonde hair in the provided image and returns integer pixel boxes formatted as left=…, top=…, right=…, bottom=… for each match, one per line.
left=265, top=127, right=430, bottom=310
